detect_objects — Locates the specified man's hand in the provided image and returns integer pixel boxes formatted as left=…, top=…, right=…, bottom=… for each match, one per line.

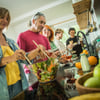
left=68, top=44, right=74, bottom=49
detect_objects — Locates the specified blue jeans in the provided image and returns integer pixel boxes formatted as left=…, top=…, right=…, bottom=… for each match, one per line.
left=8, top=80, right=22, bottom=99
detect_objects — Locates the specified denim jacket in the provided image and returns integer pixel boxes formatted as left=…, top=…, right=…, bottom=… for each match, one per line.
left=0, top=35, right=29, bottom=100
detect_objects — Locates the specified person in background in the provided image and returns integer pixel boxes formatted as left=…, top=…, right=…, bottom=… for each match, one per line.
left=66, top=27, right=83, bottom=57
left=17, top=12, right=52, bottom=89
left=0, top=7, right=46, bottom=100
left=42, top=25, right=57, bottom=50
left=54, top=28, right=66, bottom=54
left=42, top=25, right=61, bottom=57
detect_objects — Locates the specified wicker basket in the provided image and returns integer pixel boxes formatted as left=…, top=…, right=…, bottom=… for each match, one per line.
left=72, top=0, right=91, bottom=14
left=72, top=0, right=91, bottom=30
left=75, top=72, right=100, bottom=95
left=76, top=11, right=89, bottom=30
left=69, top=93, right=100, bottom=100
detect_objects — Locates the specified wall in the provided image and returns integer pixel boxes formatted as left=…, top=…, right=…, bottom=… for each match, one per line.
left=5, top=21, right=29, bottom=42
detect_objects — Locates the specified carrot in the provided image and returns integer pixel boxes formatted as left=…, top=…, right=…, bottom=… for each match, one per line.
left=48, top=61, right=55, bottom=72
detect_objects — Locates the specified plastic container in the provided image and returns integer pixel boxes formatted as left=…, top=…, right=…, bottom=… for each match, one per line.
left=80, top=53, right=90, bottom=74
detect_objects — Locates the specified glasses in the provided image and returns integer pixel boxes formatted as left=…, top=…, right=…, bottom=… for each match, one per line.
left=64, top=68, right=77, bottom=90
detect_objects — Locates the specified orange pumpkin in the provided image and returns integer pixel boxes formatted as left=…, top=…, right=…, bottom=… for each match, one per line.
left=75, top=62, right=82, bottom=69
left=88, top=56, right=98, bottom=66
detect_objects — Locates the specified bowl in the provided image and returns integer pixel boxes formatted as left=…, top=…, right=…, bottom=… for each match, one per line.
left=59, top=54, right=72, bottom=64
left=75, top=72, right=100, bottom=95
left=69, top=92, right=100, bottom=100
left=32, top=58, right=59, bottom=83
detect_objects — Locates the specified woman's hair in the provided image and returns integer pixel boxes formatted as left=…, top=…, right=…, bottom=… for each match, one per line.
left=29, top=12, right=45, bottom=27
left=0, top=7, right=11, bottom=26
left=68, top=27, right=76, bottom=34
left=41, top=25, right=54, bottom=42
left=55, top=28, right=64, bottom=36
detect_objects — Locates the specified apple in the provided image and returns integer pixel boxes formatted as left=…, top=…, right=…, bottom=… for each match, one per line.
left=93, top=64, right=100, bottom=78
left=84, top=77, right=100, bottom=88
